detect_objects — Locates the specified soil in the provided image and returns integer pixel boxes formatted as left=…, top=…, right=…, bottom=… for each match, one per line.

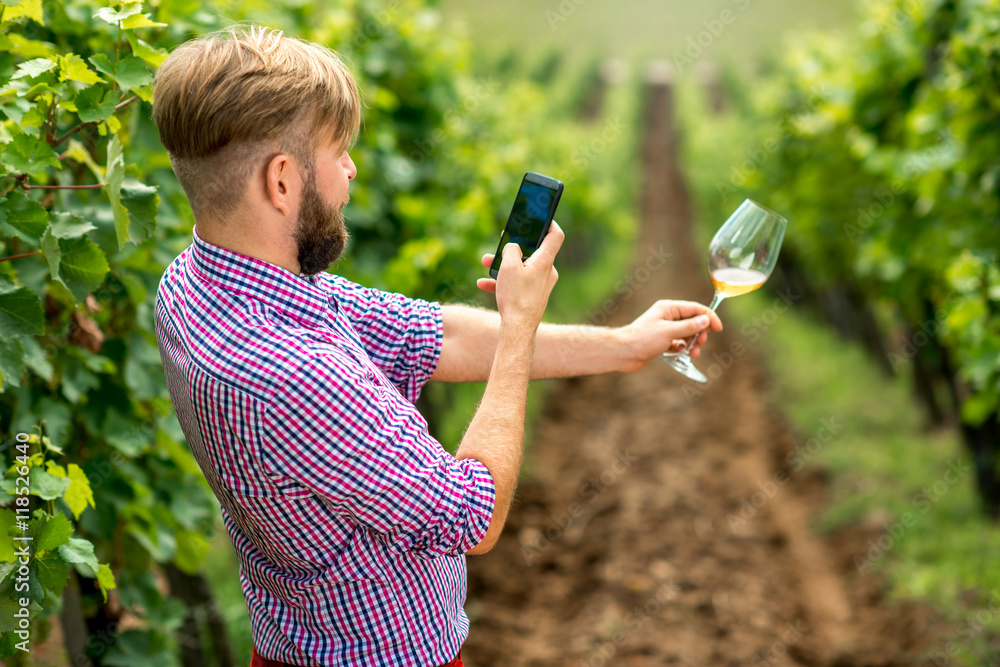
left=462, top=78, right=950, bottom=666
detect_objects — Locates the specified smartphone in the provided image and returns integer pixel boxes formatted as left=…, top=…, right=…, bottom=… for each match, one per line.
left=489, top=172, right=564, bottom=279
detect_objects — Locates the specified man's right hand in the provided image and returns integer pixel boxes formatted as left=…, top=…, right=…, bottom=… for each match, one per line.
left=478, top=220, right=564, bottom=330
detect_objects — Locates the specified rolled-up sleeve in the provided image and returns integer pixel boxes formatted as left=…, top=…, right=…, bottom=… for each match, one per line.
left=325, top=275, right=442, bottom=403
left=261, top=353, right=495, bottom=557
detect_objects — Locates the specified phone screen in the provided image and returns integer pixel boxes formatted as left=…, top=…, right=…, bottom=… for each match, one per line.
left=490, top=179, right=560, bottom=277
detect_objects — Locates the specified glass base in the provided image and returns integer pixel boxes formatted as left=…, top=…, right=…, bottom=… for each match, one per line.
left=660, top=353, right=708, bottom=383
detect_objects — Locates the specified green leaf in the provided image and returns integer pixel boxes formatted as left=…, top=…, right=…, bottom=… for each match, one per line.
left=57, top=537, right=100, bottom=577
left=122, top=13, right=165, bottom=29
left=1, top=133, right=60, bottom=175
left=60, top=362, right=98, bottom=403
left=34, top=552, right=69, bottom=596
left=104, top=409, right=147, bottom=456
left=62, top=464, right=94, bottom=520
left=57, top=53, right=101, bottom=85
left=121, top=181, right=158, bottom=244
left=0, top=511, right=15, bottom=562
left=20, top=336, right=51, bottom=382
left=106, top=134, right=130, bottom=250
left=41, top=224, right=60, bottom=284
left=48, top=211, right=95, bottom=239
left=95, top=563, right=115, bottom=601
left=0, top=562, right=15, bottom=585
left=30, top=511, right=72, bottom=553
left=28, top=467, right=70, bottom=500
left=93, top=2, right=143, bottom=25
left=0, top=335, right=25, bottom=391
left=1, top=191, right=49, bottom=244
left=173, top=529, right=210, bottom=574
left=10, top=57, right=53, bottom=80
left=55, top=236, right=109, bottom=302
left=2, top=0, right=43, bottom=25
left=0, top=282, right=44, bottom=337
left=125, top=32, right=167, bottom=68
left=0, top=598, right=41, bottom=633
left=7, top=34, right=54, bottom=59
left=73, top=85, right=116, bottom=124
left=89, top=54, right=152, bottom=93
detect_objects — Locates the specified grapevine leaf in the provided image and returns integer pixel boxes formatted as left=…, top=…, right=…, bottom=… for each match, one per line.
left=0, top=599, right=42, bottom=633
left=20, top=336, right=51, bottom=382
left=1, top=134, right=60, bottom=175
left=56, top=236, right=109, bottom=302
left=114, top=55, right=152, bottom=91
left=0, top=563, right=14, bottom=585
left=0, top=511, right=14, bottom=562
left=10, top=57, right=53, bottom=80
left=28, top=467, right=70, bottom=500
left=93, top=2, right=142, bottom=25
left=0, top=283, right=44, bottom=337
left=62, top=464, right=95, bottom=520
left=56, top=537, right=100, bottom=576
left=1, top=191, right=49, bottom=244
left=34, top=552, right=69, bottom=596
left=2, top=0, right=43, bottom=25
left=60, top=362, right=98, bottom=403
left=121, top=13, right=165, bottom=30
left=74, top=85, right=117, bottom=123
left=30, top=511, right=72, bottom=553
left=89, top=54, right=152, bottom=93
left=106, top=134, right=130, bottom=249
left=57, top=53, right=101, bottom=85
left=0, top=335, right=25, bottom=390
left=96, top=563, right=115, bottom=601
left=124, top=32, right=167, bottom=68
left=7, top=34, right=54, bottom=59
left=41, top=224, right=61, bottom=284
left=121, top=181, right=158, bottom=243
left=48, top=211, right=95, bottom=239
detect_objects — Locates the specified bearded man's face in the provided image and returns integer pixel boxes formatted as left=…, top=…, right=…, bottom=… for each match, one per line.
left=293, top=170, right=349, bottom=276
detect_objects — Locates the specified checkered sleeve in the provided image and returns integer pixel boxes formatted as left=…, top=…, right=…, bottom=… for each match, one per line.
left=326, top=275, right=443, bottom=403
left=261, top=353, right=495, bottom=558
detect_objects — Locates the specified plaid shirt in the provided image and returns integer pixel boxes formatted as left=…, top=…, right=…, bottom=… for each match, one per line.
left=154, top=227, right=496, bottom=666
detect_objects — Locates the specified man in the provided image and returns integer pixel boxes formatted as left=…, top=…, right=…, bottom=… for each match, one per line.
left=152, top=25, right=722, bottom=667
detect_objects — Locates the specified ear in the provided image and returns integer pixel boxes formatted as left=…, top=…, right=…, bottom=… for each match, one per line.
left=264, top=153, right=298, bottom=217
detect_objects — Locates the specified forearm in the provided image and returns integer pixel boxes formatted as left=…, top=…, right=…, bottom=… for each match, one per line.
left=434, top=304, right=630, bottom=382
left=456, top=319, right=536, bottom=554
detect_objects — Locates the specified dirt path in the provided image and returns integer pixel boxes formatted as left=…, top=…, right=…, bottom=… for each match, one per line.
left=463, top=68, right=946, bottom=666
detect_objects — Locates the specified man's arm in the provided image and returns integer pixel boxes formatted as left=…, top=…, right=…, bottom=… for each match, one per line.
left=458, top=223, right=564, bottom=554
left=430, top=300, right=723, bottom=383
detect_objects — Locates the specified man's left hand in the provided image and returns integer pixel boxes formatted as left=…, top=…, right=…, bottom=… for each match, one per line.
left=617, top=300, right=723, bottom=373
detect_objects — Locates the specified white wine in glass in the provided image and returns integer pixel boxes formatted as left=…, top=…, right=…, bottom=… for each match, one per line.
left=662, top=199, right=787, bottom=383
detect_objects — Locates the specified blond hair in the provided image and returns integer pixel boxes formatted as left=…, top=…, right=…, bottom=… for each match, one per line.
left=152, top=24, right=361, bottom=219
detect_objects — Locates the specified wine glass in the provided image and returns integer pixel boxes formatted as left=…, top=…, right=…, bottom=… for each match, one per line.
left=661, top=199, right=787, bottom=383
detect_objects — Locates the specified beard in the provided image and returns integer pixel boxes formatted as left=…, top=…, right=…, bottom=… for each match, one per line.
left=293, top=173, right=350, bottom=276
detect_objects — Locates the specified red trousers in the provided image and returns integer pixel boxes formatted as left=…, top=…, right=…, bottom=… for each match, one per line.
left=250, top=645, right=463, bottom=667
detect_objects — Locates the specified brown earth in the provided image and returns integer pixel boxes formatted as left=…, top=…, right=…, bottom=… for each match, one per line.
left=462, top=75, right=949, bottom=667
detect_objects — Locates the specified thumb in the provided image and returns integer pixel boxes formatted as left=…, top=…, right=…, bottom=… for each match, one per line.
left=671, top=314, right=711, bottom=339
left=502, top=242, right=523, bottom=262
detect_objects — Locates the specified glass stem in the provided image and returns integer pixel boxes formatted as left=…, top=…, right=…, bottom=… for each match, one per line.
left=682, top=290, right=725, bottom=355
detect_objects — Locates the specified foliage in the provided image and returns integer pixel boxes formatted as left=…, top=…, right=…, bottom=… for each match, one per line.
left=682, top=0, right=1000, bottom=510
left=0, top=0, right=639, bottom=662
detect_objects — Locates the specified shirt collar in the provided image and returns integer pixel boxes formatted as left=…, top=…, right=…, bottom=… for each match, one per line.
left=189, top=225, right=334, bottom=327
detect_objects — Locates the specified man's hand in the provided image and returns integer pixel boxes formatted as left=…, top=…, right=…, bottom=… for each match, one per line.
left=478, top=221, right=564, bottom=330
left=617, top=300, right=724, bottom=373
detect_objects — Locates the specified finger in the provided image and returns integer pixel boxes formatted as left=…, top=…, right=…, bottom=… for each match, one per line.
left=669, top=313, right=712, bottom=340
left=481, top=254, right=495, bottom=269
left=531, top=220, right=565, bottom=265
left=501, top=242, right=523, bottom=265
left=659, top=300, right=724, bottom=330
left=477, top=278, right=497, bottom=293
